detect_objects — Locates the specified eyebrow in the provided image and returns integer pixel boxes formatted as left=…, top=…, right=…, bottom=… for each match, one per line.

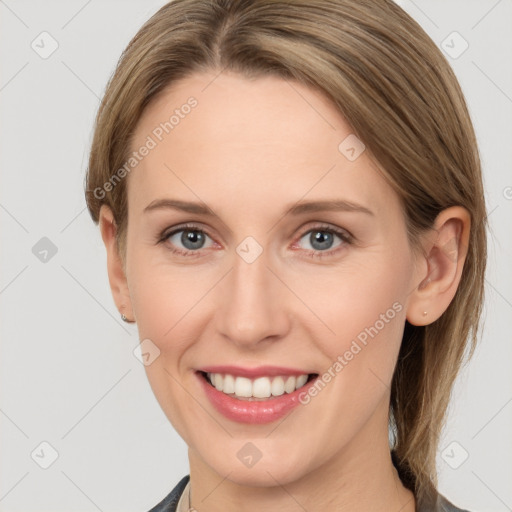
left=143, top=198, right=374, bottom=217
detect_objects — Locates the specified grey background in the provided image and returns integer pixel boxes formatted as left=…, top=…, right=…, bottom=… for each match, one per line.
left=0, top=0, right=511, bottom=510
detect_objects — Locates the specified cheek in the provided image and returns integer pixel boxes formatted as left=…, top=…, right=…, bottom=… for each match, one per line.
left=300, top=255, right=411, bottom=353
left=332, top=274, right=406, bottom=355
left=300, top=250, right=412, bottom=402
left=127, top=248, right=219, bottom=359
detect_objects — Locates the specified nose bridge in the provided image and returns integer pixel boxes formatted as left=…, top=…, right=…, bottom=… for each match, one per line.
left=215, top=243, right=290, bottom=347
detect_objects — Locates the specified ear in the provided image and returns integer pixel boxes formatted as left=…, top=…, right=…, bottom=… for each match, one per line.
left=406, top=206, right=470, bottom=326
left=99, top=205, right=135, bottom=323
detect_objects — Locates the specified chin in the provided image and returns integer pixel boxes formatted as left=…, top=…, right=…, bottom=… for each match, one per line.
left=200, top=446, right=312, bottom=487
left=229, top=465, right=306, bottom=488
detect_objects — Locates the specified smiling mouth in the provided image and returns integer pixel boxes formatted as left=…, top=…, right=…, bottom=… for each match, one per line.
left=199, top=371, right=318, bottom=401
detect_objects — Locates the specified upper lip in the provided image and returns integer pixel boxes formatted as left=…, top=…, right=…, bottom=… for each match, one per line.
left=197, top=365, right=315, bottom=379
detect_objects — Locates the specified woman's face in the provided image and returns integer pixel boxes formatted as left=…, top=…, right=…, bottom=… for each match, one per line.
left=121, top=71, right=425, bottom=485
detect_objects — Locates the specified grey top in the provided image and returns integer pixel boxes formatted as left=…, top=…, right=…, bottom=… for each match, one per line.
left=147, top=475, right=471, bottom=512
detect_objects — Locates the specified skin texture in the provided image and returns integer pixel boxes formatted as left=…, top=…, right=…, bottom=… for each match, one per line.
left=99, top=71, right=470, bottom=512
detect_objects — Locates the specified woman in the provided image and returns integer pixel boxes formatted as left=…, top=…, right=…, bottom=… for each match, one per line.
left=85, top=1, right=487, bottom=510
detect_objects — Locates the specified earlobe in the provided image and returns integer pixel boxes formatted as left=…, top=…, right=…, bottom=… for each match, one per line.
left=99, top=205, right=135, bottom=323
left=406, top=206, right=470, bottom=326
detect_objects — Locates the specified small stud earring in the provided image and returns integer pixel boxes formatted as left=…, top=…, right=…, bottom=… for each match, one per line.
left=121, top=313, right=134, bottom=323
left=422, top=311, right=428, bottom=316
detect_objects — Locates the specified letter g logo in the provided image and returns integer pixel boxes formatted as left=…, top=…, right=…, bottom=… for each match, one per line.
left=298, top=390, right=311, bottom=405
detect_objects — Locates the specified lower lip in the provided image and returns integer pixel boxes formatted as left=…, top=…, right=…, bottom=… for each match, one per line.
left=197, top=372, right=316, bottom=424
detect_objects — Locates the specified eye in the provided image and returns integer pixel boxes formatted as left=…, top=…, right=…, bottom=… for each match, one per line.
left=160, top=223, right=215, bottom=256
left=294, top=225, right=352, bottom=257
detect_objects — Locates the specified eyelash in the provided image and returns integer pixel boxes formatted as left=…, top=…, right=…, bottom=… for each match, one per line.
left=157, top=222, right=354, bottom=260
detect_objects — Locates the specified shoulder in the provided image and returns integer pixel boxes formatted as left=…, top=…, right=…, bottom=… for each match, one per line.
left=418, top=490, right=472, bottom=512
left=437, top=492, right=472, bottom=512
left=146, top=475, right=190, bottom=512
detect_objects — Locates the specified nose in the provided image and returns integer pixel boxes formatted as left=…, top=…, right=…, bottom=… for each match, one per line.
left=215, top=248, right=291, bottom=349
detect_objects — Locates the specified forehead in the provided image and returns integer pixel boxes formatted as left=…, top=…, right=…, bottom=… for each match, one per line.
left=127, top=71, right=396, bottom=218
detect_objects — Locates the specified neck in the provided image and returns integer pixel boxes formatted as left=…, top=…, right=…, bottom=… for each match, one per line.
left=187, top=399, right=416, bottom=512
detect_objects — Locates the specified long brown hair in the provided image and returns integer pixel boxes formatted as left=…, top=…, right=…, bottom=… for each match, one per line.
left=85, top=0, right=487, bottom=503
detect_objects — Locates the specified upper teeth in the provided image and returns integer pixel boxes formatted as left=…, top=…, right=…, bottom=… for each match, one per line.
left=207, top=373, right=309, bottom=398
